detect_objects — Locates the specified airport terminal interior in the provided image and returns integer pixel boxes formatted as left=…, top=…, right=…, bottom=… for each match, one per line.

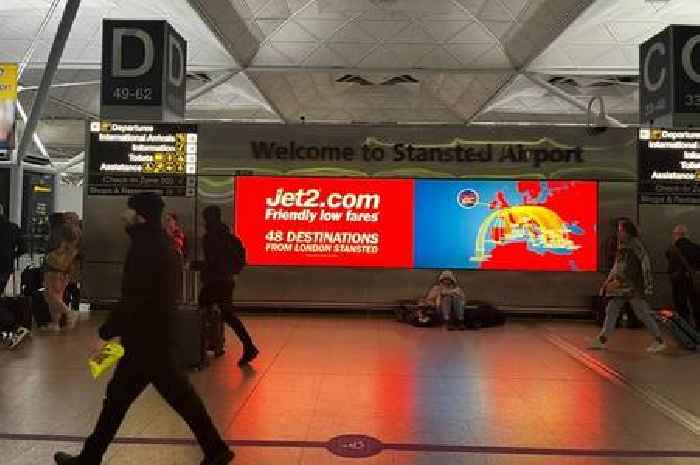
left=3, top=0, right=700, bottom=464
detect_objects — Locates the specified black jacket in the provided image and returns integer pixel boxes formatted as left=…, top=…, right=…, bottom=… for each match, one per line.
left=0, top=215, right=25, bottom=274
left=99, top=223, right=180, bottom=355
left=667, top=237, right=700, bottom=279
left=201, top=222, right=235, bottom=285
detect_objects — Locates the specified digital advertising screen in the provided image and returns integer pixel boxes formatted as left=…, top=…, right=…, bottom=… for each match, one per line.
left=234, top=177, right=598, bottom=271
left=234, top=176, right=414, bottom=267
left=638, top=128, right=700, bottom=205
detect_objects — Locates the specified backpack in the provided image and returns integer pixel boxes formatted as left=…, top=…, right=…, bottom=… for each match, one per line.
left=222, top=233, right=246, bottom=275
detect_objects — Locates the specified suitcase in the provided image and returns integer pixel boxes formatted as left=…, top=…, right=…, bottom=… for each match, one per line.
left=668, top=313, right=700, bottom=344
left=30, top=290, right=51, bottom=327
left=0, top=296, right=32, bottom=329
left=172, top=305, right=205, bottom=369
left=21, top=266, right=43, bottom=297
left=655, top=312, right=696, bottom=351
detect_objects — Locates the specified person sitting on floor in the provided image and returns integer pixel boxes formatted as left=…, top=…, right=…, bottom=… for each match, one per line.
left=422, top=270, right=466, bottom=330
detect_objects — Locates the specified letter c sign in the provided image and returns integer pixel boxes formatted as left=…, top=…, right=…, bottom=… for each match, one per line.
left=644, top=42, right=666, bottom=92
left=682, top=34, right=700, bottom=83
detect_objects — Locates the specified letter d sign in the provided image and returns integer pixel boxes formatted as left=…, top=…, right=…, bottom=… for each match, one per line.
left=101, top=20, right=187, bottom=120
left=112, top=28, right=154, bottom=78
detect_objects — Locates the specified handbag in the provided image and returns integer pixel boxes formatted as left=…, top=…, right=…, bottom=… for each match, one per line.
left=672, top=245, right=700, bottom=291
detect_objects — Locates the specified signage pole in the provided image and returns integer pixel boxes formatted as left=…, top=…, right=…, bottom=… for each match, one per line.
left=16, top=0, right=81, bottom=163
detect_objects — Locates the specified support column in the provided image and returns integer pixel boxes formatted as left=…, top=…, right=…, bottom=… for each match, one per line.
left=16, top=0, right=82, bottom=162
left=9, top=159, right=23, bottom=226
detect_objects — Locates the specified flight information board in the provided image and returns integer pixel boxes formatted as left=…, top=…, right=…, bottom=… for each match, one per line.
left=638, top=128, right=700, bottom=205
left=87, top=121, right=197, bottom=197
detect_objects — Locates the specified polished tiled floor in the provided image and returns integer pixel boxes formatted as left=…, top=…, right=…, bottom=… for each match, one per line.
left=2, top=313, right=700, bottom=464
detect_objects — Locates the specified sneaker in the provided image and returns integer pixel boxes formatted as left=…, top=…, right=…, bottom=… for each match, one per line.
left=238, top=347, right=259, bottom=366
left=201, top=448, right=234, bottom=465
left=588, top=338, right=607, bottom=350
left=8, top=327, right=30, bottom=350
left=647, top=341, right=667, bottom=353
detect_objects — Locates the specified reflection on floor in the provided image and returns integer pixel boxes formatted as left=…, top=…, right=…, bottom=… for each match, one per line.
left=1, top=314, right=700, bottom=464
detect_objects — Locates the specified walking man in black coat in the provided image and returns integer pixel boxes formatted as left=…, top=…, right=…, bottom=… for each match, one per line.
left=55, top=193, right=233, bottom=465
left=667, top=224, right=700, bottom=326
left=199, top=206, right=258, bottom=365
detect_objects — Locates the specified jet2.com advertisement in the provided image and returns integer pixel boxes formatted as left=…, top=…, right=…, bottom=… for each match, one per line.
left=234, top=176, right=598, bottom=272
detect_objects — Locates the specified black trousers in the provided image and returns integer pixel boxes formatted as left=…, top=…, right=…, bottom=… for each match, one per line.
left=671, top=277, right=700, bottom=326
left=63, top=282, right=80, bottom=311
left=0, top=271, right=10, bottom=297
left=199, top=280, right=255, bottom=351
left=81, top=353, right=226, bottom=462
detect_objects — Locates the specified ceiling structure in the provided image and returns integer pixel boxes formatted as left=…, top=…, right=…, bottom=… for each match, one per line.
left=0, top=0, right=695, bottom=161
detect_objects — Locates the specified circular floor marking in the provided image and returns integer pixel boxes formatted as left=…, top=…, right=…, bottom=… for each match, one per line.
left=326, top=434, right=384, bottom=458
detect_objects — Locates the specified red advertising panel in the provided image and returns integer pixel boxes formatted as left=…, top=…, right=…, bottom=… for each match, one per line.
left=234, top=176, right=414, bottom=267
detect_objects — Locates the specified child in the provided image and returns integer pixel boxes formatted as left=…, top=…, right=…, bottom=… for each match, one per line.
left=423, top=270, right=466, bottom=330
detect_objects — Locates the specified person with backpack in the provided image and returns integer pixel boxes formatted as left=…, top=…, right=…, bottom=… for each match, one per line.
left=589, top=219, right=667, bottom=353
left=54, top=193, right=233, bottom=465
left=199, top=205, right=258, bottom=366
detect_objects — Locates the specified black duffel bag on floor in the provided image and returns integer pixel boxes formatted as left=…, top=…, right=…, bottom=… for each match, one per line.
left=464, top=300, right=505, bottom=329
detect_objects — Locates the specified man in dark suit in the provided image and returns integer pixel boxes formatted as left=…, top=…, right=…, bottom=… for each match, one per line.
left=667, top=224, right=700, bottom=326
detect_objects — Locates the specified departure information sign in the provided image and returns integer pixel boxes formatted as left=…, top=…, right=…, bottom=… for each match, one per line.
left=638, top=128, right=700, bottom=205
left=87, top=121, right=197, bottom=197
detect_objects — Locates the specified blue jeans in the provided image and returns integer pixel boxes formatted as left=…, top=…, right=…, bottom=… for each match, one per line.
left=599, top=296, right=662, bottom=341
left=440, top=294, right=465, bottom=322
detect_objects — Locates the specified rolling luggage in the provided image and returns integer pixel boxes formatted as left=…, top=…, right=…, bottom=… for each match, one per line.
left=21, top=266, right=43, bottom=297
left=655, top=310, right=697, bottom=351
left=30, top=290, right=51, bottom=327
left=172, top=305, right=204, bottom=369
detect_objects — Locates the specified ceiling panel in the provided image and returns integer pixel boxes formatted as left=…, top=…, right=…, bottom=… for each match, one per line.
left=529, top=0, right=700, bottom=73
left=0, top=0, right=236, bottom=69
left=248, top=70, right=513, bottom=123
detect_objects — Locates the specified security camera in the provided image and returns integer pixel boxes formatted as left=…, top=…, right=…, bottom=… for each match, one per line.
left=586, top=96, right=608, bottom=136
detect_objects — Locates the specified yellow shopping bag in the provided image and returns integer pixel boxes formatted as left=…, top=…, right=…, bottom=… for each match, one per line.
left=88, top=342, right=125, bottom=379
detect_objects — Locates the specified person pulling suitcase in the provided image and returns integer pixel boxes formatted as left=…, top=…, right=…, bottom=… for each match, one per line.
left=54, top=193, right=233, bottom=465
left=197, top=206, right=258, bottom=366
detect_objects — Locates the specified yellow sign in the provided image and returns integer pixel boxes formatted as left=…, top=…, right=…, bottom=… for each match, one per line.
left=0, top=63, right=17, bottom=100
left=0, top=63, right=17, bottom=150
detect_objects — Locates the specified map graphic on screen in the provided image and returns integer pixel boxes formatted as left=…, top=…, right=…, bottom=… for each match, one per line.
left=413, top=180, right=597, bottom=271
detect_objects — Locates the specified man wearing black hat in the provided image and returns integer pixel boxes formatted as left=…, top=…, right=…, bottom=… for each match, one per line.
left=200, top=205, right=258, bottom=365
left=55, top=193, right=233, bottom=465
